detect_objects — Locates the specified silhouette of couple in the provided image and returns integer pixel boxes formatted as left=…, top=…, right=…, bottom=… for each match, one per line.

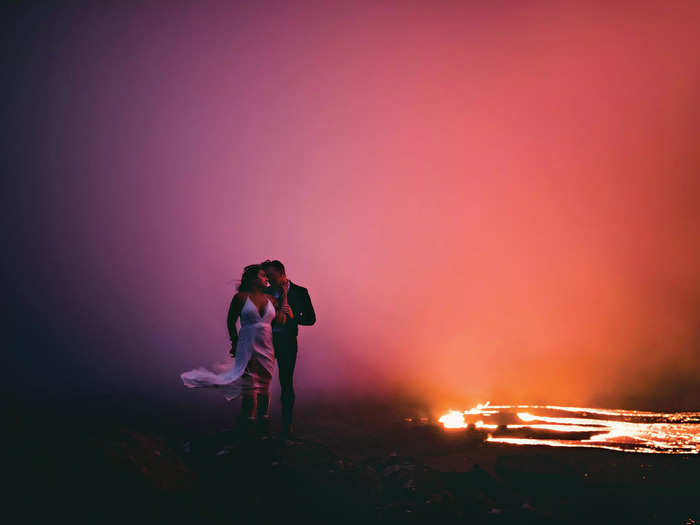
left=181, top=260, right=315, bottom=438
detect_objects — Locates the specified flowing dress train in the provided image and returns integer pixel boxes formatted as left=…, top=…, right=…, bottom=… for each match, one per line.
left=180, top=297, right=275, bottom=401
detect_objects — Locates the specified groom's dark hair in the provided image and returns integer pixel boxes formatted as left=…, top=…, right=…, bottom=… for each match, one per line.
left=261, top=259, right=285, bottom=276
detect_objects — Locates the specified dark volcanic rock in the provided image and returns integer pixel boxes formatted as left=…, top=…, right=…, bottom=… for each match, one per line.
left=101, top=426, right=195, bottom=492
left=12, top=398, right=700, bottom=524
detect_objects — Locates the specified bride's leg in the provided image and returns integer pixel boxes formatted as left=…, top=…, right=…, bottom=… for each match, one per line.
left=257, top=392, right=270, bottom=420
left=239, top=394, right=257, bottom=424
left=256, top=391, right=271, bottom=435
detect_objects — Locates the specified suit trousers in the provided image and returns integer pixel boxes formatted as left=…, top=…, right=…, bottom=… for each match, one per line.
left=273, top=332, right=298, bottom=430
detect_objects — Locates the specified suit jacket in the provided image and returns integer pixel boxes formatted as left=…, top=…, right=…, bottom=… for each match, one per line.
left=267, top=281, right=316, bottom=339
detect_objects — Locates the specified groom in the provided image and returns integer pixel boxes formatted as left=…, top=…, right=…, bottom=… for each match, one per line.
left=261, top=259, right=316, bottom=437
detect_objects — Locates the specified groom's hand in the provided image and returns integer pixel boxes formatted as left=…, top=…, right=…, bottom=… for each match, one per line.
left=281, top=305, right=293, bottom=318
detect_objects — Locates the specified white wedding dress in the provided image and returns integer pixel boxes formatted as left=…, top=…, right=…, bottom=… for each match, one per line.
left=180, top=296, right=276, bottom=401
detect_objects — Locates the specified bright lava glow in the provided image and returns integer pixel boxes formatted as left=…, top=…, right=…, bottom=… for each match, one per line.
left=438, top=410, right=467, bottom=429
left=438, top=403, right=700, bottom=454
left=475, top=420, right=499, bottom=430
left=465, top=402, right=498, bottom=416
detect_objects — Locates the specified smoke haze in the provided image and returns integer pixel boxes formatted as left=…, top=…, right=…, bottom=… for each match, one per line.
left=3, top=1, right=700, bottom=413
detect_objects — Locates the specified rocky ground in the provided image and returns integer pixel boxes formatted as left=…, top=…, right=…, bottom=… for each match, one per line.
left=9, top=396, right=699, bottom=524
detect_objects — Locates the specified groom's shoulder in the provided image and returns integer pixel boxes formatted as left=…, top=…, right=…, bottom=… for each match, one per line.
left=290, top=282, right=309, bottom=294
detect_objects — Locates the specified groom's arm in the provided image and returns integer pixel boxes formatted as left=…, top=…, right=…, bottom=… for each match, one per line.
left=296, top=287, right=316, bottom=326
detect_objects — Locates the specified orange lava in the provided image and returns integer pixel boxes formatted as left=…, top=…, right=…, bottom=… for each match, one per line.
left=438, top=403, right=700, bottom=454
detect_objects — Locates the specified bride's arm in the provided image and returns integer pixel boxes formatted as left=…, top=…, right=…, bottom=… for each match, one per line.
left=270, top=296, right=287, bottom=325
left=227, top=293, right=245, bottom=353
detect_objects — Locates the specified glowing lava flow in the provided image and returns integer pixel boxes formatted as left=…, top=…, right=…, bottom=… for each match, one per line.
left=438, top=402, right=499, bottom=429
left=437, top=403, right=700, bottom=454
left=438, top=410, right=467, bottom=429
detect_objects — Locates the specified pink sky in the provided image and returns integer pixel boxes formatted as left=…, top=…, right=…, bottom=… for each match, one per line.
left=10, top=1, right=700, bottom=411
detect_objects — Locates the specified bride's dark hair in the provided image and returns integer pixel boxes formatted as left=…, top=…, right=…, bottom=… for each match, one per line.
left=237, top=264, right=264, bottom=292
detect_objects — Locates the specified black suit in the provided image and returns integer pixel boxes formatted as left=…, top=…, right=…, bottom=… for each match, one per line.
left=267, top=281, right=315, bottom=432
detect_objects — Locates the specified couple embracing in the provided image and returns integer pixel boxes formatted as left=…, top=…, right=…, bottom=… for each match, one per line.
left=181, top=260, right=316, bottom=438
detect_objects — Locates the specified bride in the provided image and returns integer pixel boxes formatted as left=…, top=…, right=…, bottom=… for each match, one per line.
left=180, top=264, right=292, bottom=432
